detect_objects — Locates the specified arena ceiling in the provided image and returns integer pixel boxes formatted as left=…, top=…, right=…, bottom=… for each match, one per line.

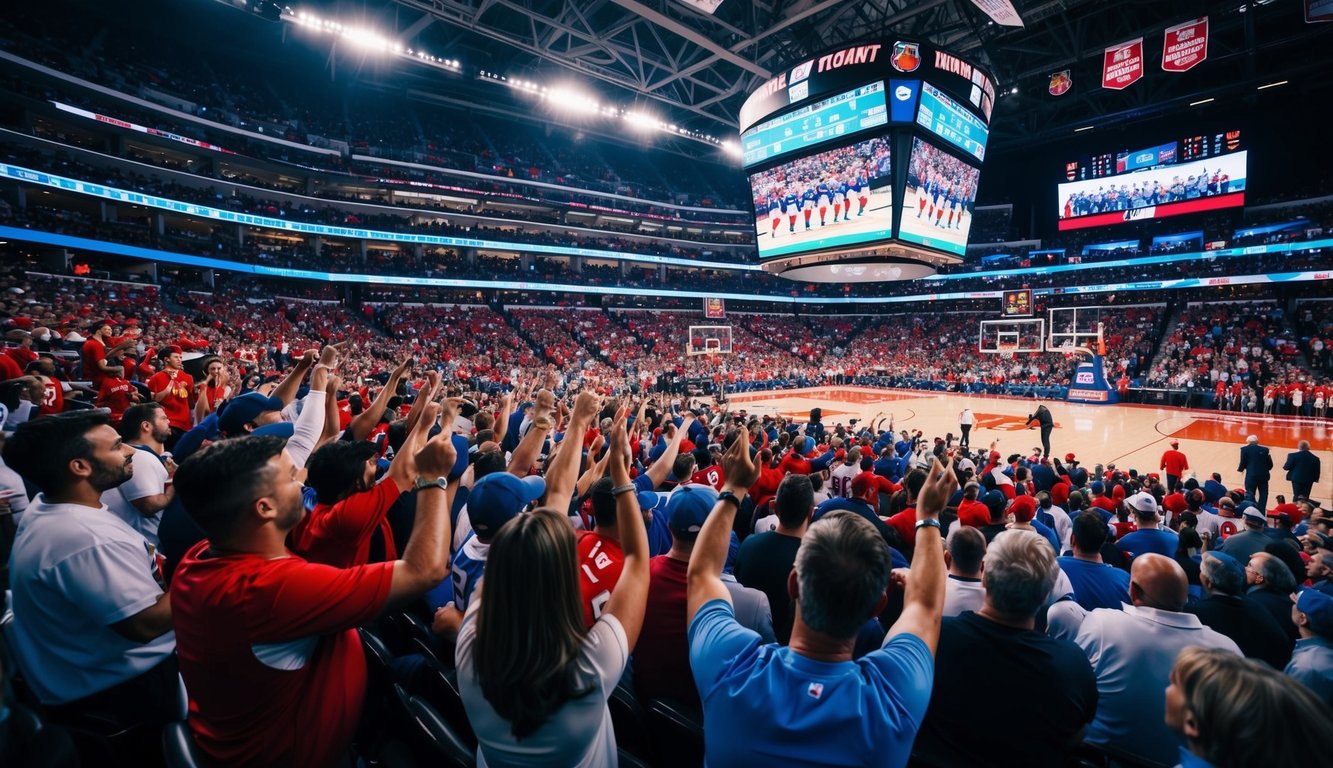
left=341, top=0, right=1332, bottom=151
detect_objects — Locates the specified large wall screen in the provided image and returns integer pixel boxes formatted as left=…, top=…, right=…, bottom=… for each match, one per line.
left=898, top=136, right=981, bottom=256
left=749, top=136, right=893, bottom=260
left=1057, top=151, right=1247, bottom=231
left=740, top=82, right=888, bottom=168
left=915, top=82, right=988, bottom=162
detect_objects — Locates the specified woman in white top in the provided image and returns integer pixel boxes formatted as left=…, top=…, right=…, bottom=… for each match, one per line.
left=958, top=407, right=975, bottom=449
left=456, top=394, right=650, bottom=767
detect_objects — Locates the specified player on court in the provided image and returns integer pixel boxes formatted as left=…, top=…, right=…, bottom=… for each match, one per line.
left=767, top=189, right=782, bottom=238
left=933, top=176, right=950, bottom=228
left=831, top=177, right=847, bottom=223
left=782, top=188, right=800, bottom=233
left=800, top=185, right=818, bottom=230
left=852, top=173, right=869, bottom=216
left=816, top=179, right=832, bottom=226
left=916, top=169, right=933, bottom=219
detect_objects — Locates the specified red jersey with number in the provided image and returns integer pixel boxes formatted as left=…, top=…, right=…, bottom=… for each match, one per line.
left=38, top=379, right=64, bottom=416
left=576, top=530, right=624, bottom=628
left=97, top=377, right=136, bottom=423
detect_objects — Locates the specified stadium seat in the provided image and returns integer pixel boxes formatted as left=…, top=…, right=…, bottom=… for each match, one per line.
left=161, top=721, right=207, bottom=768
left=644, top=697, right=705, bottom=768
left=415, top=652, right=477, bottom=749
left=608, top=680, right=649, bottom=758
left=394, top=684, right=477, bottom=768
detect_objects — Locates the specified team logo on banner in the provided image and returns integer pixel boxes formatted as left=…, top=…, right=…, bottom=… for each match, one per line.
left=1048, top=70, right=1072, bottom=96
left=704, top=297, right=725, bottom=319
left=1102, top=38, right=1144, bottom=90
left=1162, top=17, right=1208, bottom=72
left=891, top=42, right=921, bottom=73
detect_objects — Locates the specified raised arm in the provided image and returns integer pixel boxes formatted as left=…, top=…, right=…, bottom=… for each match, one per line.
left=271, top=348, right=318, bottom=406
left=347, top=356, right=411, bottom=442
left=885, top=457, right=957, bottom=654
left=687, top=432, right=762, bottom=624
left=387, top=400, right=458, bottom=607
left=506, top=408, right=553, bottom=478
left=542, top=390, right=601, bottom=510
left=600, top=415, right=650, bottom=648
left=575, top=435, right=611, bottom=498
left=402, top=370, right=442, bottom=436
left=490, top=389, right=515, bottom=447
left=643, top=414, right=694, bottom=489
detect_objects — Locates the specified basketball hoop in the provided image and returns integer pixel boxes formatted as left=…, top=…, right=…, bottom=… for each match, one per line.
left=997, top=342, right=1018, bottom=360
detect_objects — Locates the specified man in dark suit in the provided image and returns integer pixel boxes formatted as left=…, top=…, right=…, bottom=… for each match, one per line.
left=1238, top=434, right=1273, bottom=512
left=1283, top=440, right=1322, bottom=502
left=1027, top=403, right=1054, bottom=459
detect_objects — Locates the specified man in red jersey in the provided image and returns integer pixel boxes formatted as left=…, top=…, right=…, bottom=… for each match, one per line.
left=1159, top=439, right=1189, bottom=494
left=146, top=346, right=194, bottom=448
left=169, top=383, right=457, bottom=768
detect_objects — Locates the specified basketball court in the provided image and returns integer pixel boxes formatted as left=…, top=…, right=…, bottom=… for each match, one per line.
left=720, top=385, right=1332, bottom=504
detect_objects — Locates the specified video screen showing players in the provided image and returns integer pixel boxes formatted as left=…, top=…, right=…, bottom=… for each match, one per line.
left=1057, top=151, right=1247, bottom=231
left=749, top=136, right=894, bottom=260
left=899, top=135, right=981, bottom=256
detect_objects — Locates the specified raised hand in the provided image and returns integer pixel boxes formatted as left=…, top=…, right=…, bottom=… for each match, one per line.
left=720, top=429, right=761, bottom=489
left=572, top=389, right=602, bottom=422
left=916, top=458, right=960, bottom=519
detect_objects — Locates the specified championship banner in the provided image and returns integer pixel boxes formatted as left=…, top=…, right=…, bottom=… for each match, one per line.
left=704, top=297, right=726, bottom=319
left=1307, top=0, right=1333, bottom=23
left=1048, top=70, right=1072, bottom=96
left=1162, top=17, right=1208, bottom=72
left=1102, top=38, right=1144, bottom=90
left=968, top=0, right=1024, bottom=27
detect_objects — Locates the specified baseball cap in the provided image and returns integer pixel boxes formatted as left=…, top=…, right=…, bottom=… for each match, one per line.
left=851, top=472, right=879, bottom=499
left=1090, top=481, right=1105, bottom=495
left=219, top=392, right=286, bottom=436
left=956, top=457, right=976, bottom=474
left=1064, top=453, right=1078, bottom=463
left=667, top=484, right=718, bottom=539
left=468, top=472, right=545, bottom=538
left=1010, top=495, right=1037, bottom=523
left=1126, top=492, right=1159, bottom=516
left=1296, top=589, right=1333, bottom=635
left=1169, top=439, right=1180, bottom=447
left=1242, top=509, right=1267, bottom=525
left=982, top=490, right=1007, bottom=521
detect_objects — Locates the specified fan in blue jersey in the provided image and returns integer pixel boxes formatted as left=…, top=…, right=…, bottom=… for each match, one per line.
left=782, top=190, right=800, bottom=233
left=851, top=175, right=869, bottom=216
left=816, top=181, right=833, bottom=226
left=766, top=190, right=782, bottom=238
left=440, top=471, right=545, bottom=613
left=800, top=186, right=818, bottom=230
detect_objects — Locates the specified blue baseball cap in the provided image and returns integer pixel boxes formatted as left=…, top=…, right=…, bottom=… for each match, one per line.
left=468, top=472, right=545, bottom=539
left=667, top=485, right=718, bottom=539
left=219, top=392, right=285, bottom=437
left=1296, top=588, right=1333, bottom=635
left=636, top=490, right=661, bottom=513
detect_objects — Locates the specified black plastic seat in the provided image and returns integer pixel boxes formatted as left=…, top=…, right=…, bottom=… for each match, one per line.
left=397, top=684, right=476, bottom=768
left=161, top=720, right=208, bottom=768
left=644, top=697, right=704, bottom=768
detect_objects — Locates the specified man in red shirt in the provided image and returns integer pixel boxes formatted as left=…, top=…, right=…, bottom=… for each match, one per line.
left=81, top=319, right=129, bottom=390
left=578, top=478, right=629, bottom=627
left=291, top=388, right=441, bottom=568
left=147, top=346, right=194, bottom=447
left=1159, top=439, right=1189, bottom=493
left=192, top=358, right=233, bottom=423
left=96, top=350, right=141, bottom=425
left=169, top=409, right=457, bottom=768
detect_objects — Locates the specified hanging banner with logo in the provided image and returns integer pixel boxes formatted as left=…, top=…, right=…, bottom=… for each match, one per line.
left=1162, top=17, right=1209, bottom=72
left=704, top=297, right=726, bottom=319
left=1307, top=0, right=1333, bottom=22
left=1102, top=38, right=1144, bottom=90
left=968, top=0, right=1024, bottom=27
left=1049, top=70, right=1072, bottom=96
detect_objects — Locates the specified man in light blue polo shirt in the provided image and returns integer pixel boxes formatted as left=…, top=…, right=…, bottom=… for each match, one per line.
left=686, top=433, right=957, bottom=767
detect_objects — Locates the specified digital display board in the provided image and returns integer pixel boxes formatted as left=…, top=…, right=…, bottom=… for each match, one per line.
left=1067, top=130, right=1241, bottom=181
left=749, top=136, right=893, bottom=259
left=899, top=136, right=981, bottom=256
left=741, top=82, right=889, bottom=167
left=1151, top=231, right=1204, bottom=253
left=1058, top=151, right=1247, bottom=231
left=915, top=82, right=988, bottom=161
left=1116, top=141, right=1177, bottom=174
left=1002, top=289, right=1034, bottom=317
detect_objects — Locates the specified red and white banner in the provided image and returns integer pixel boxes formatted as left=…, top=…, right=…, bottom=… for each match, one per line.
left=1048, top=70, right=1072, bottom=96
left=1307, top=0, right=1333, bottom=23
left=1162, top=17, right=1208, bottom=72
left=1102, top=38, right=1144, bottom=90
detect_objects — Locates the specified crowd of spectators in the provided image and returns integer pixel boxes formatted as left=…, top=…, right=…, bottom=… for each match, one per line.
left=2, top=259, right=1330, bottom=767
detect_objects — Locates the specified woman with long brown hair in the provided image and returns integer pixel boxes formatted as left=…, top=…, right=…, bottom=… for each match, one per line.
left=456, top=392, right=650, bottom=767
left=1165, top=645, right=1333, bottom=768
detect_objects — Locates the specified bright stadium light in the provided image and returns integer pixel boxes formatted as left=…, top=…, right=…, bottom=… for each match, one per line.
left=1256, top=80, right=1287, bottom=90
left=721, top=141, right=742, bottom=158
left=1190, top=97, right=1214, bottom=106
left=546, top=87, right=600, bottom=114
left=1074, top=125, right=1094, bottom=132
left=623, top=111, right=662, bottom=131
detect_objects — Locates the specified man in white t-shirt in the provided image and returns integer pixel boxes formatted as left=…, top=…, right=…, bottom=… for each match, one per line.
left=2, top=410, right=177, bottom=737
left=829, top=447, right=860, bottom=498
left=102, top=402, right=176, bottom=548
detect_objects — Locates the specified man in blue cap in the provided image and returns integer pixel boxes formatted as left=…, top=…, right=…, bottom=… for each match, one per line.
left=448, top=471, right=546, bottom=613
left=1186, top=551, right=1292, bottom=669
left=1287, top=587, right=1333, bottom=708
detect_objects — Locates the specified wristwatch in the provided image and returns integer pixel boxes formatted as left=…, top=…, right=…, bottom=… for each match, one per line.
left=413, top=476, right=448, bottom=492
left=717, top=490, right=741, bottom=509
left=915, top=518, right=942, bottom=533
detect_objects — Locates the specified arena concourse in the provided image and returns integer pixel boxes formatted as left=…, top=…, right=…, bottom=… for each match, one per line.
left=1, top=1, right=1331, bottom=767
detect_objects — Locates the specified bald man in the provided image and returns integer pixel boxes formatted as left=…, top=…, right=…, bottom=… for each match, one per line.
left=1073, top=554, right=1241, bottom=765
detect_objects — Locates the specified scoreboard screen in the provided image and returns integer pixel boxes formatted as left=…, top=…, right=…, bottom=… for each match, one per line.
left=915, top=82, right=988, bottom=161
left=741, top=82, right=889, bottom=168
left=1067, top=130, right=1241, bottom=181
left=1002, top=289, right=1033, bottom=316
left=1057, top=151, right=1248, bottom=231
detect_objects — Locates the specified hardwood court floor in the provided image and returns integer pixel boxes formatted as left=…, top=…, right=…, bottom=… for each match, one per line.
left=720, top=386, right=1332, bottom=505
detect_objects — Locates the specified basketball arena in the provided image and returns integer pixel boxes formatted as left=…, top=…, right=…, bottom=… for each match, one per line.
left=1, top=1, right=1331, bottom=767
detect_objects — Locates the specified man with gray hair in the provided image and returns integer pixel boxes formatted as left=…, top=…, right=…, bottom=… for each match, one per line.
left=1283, top=439, right=1321, bottom=502
left=915, top=530, right=1098, bottom=767
left=1186, top=551, right=1292, bottom=668
left=688, top=434, right=958, bottom=766
left=1245, top=550, right=1300, bottom=642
